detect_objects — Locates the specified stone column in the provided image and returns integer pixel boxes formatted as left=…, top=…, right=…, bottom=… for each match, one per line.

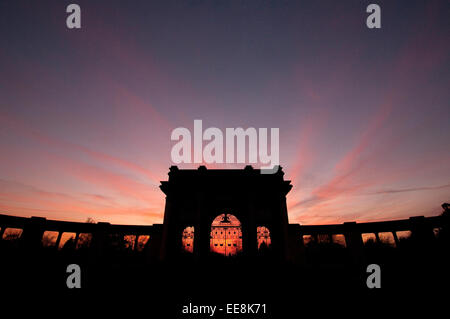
left=90, top=222, right=110, bottom=262
left=273, top=192, right=290, bottom=261
left=55, top=231, right=63, bottom=249
left=159, top=195, right=177, bottom=260
left=375, top=232, right=380, bottom=244
left=343, top=222, right=364, bottom=266
left=194, top=189, right=210, bottom=260
left=242, top=193, right=257, bottom=258
left=392, top=231, right=400, bottom=247
left=22, top=216, right=46, bottom=251
left=287, top=224, right=305, bottom=264
left=146, top=224, right=163, bottom=263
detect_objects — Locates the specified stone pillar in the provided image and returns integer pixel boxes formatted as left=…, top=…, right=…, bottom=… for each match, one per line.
left=242, top=193, right=257, bottom=258
left=22, top=216, right=46, bottom=251
left=375, top=232, right=380, bottom=244
left=198, top=217, right=211, bottom=260
left=159, top=195, right=177, bottom=260
left=74, top=232, right=80, bottom=249
left=277, top=192, right=291, bottom=260
left=287, top=224, right=305, bottom=264
left=343, top=222, right=364, bottom=266
left=146, top=224, right=163, bottom=263
left=90, top=222, right=110, bottom=262
left=55, top=231, right=63, bottom=249
left=194, top=190, right=211, bottom=260
left=392, top=231, right=400, bottom=247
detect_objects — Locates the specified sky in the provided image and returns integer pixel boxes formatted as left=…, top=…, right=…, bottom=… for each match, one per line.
left=0, top=0, right=449, bottom=225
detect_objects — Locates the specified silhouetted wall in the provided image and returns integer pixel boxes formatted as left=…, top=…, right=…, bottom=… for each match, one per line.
left=0, top=212, right=447, bottom=265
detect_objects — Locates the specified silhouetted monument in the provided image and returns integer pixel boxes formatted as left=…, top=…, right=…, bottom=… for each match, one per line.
left=159, top=165, right=292, bottom=260
left=0, top=166, right=447, bottom=267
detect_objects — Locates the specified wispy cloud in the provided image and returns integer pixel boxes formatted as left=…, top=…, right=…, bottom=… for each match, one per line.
left=371, top=184, right=450, bottom=195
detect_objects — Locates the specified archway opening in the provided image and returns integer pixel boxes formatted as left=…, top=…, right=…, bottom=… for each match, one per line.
left=181, top=226, right=194, bottom=253
left=210, top=214, right=242, bottom=256
left=257, top=226, right=271, bottom=250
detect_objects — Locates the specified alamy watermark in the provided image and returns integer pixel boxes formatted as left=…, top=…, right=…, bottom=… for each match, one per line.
left=66, top=264, right=81, bottom=288
left=170, top=120, right=279, bottom=174
left=64, top=3, right=381, bottom=30
left=366, top=264, right=381, bottom=288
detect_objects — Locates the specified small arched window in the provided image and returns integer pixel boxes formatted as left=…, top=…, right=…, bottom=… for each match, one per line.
left=181, top=226, right=194, bottom=253
left=257, top=226, right=271, bottom=250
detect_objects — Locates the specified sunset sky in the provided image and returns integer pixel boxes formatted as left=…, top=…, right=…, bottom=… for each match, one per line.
left=0, top=0, right=449, bottom=225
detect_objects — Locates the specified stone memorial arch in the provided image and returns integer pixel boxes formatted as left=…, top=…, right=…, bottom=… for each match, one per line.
left=159, top=165, right=292, bottom=260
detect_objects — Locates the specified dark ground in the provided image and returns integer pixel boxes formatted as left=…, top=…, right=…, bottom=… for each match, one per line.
left=1, top=236, right=448, bottom=316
